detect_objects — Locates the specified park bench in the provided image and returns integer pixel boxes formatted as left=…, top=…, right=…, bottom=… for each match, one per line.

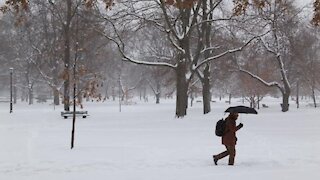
left=61, top=111, right=89, bottom=119
left=0, top=97, right=10, bottom=103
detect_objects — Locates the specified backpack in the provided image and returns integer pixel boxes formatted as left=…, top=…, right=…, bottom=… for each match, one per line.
left=215, top=119, right=226, bottom=137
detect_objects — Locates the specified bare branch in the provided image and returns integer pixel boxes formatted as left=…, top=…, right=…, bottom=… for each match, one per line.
left=239, top=68, right=284, bottom=94
left=95, top=29, right=177, bottom=69
left=194, top=30, right=272, bottom=70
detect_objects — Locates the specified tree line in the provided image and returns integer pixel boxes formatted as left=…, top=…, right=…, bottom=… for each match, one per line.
left=0, top=0, right=319, bottom=117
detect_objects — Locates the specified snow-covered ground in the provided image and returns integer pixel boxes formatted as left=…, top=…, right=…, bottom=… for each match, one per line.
left=0, top=97, right=319, bottom=180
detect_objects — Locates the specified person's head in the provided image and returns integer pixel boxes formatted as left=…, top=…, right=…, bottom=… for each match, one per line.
left=229, top=112, right=239, bottom=120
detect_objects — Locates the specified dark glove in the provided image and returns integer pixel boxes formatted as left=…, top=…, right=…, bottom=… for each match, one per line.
left=238, top=123, right=244, bottom=128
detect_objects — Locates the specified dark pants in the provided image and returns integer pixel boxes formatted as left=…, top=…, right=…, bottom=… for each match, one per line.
left=214, top=145, right=236, bottom=165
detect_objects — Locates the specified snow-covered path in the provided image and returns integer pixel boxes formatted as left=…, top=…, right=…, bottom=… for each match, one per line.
left=0, top=98, right=319, bottom=180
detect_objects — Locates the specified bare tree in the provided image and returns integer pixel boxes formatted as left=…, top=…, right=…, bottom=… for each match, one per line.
left=291, top=26, right=320, bottom=108
left=97, top=0, right=268, bottom=117
left=238, top=0, right=302, bottom=112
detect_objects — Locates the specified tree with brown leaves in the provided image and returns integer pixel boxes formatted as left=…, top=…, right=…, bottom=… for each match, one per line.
left=313, top=0, right=320, bottom=25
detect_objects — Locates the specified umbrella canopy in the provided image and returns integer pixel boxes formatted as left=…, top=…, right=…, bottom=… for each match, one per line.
left=225, top=106, right=258, bottom=114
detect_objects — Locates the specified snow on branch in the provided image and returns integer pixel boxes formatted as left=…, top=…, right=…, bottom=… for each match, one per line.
left=190, top=78, right=200, bottom=87
left=159, top=0, right=179, bottom=40
left=158, top=1, right=188, bottom=53
left=187, top=78, right=200, bottom=95
left=194, top=30, right=272, bottom=70
left=95, top=27, right=176, bottom=69
left=125, top=12, right=166, bottom=32
left=192, top=17, right=236, bottom=31
left=127, top=78, right=143, bottom=92
left=260, top=35, right=291, bottom=90
left=145, top=55, right=172, bottom=61
left=239, top=68, right=283, bottom=93
left=195, top=69, right=204, bottom=81
left=260, top=37, right=277, bottom=56
left=200, top=45, right=220, bottom=55
left=121, top=55, right=176, bottom=69
left=188, top=0, right=202, bottom=35
left=28, top=57, right=63, bottom=91
left=165, top=29, right=186, bottom=54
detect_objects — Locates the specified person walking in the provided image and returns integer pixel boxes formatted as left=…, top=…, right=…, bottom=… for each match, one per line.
left=213, top=112, right=243, bottom=166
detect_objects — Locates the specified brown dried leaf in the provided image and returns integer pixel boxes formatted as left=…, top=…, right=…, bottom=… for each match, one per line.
left=312, top=0, right=320, bottom=26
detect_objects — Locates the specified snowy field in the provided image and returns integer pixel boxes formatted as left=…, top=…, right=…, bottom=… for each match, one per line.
left=0, top=97, right=319, bottom=180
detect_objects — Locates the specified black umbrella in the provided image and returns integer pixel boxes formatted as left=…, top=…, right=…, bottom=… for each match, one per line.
left=225, top=106, right=258, bottom=114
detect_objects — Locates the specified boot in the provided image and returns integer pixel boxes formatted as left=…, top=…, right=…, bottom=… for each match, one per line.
left=228, top=156, right=234, bottom=165
left=213, top=155, right=218, bottom=165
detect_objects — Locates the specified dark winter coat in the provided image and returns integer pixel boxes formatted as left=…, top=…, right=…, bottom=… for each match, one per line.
left=222, top=116, right=242, bottom=146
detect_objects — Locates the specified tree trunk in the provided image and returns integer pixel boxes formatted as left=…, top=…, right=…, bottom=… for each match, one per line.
left=53, top=88, right=60, bottom=105
left=201, top=0, right=212, bottom=114
left=28, top=84, right=33, bottom=105
left=143, top=87, right=147, bottom=102
left=281, top=92, right=290, bottom=112
left=63, top=0, right=72, bottom=111
left=121, top=92, right=125, bottom=101
left=202, top=65, right=211, bottom=114
left=155, top=80, right=161, bottom=104
left=52, top=56, right=60, bottom=105
left=280, top=75, right=291, bottom=112
left=22, top=88, right=27, bottom=102
left=78, top=92, right=83, bottom=105
left=112, top=86, right=115, bottom=101
left=250, top=97, right=254, bottom=108
left=176, top=63, right=188, bottom=118
left=104, top=84, right=109, bottom=100
left=156, top=93, right=160, bottom=104
left=312, top=87, right=317, bottom=108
